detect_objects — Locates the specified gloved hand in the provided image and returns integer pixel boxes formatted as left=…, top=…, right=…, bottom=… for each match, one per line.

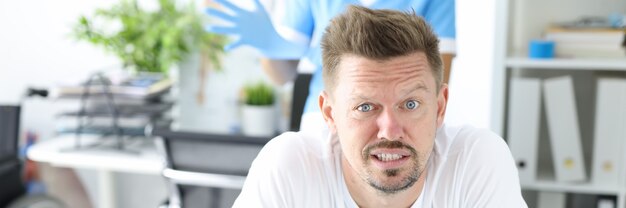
left=206, top=0, right=307, bottom=59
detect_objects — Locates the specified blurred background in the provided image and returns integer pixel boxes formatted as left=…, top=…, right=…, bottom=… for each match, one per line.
left=0, top=0, right=624, bottom=207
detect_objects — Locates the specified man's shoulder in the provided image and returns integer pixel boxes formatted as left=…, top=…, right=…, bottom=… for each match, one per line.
left=437, top=125, right=509, bottom=158
left=435, top=125, right=516, bottom=179
left=254, top=131, right=331, bottom=170
left=262, top=131, right=327, bottom=155
left=235, top=131, right=340, bottom=207
left=427, top=126, right=526, bottom=207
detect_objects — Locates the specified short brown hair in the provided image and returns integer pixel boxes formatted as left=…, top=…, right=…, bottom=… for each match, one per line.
left=321, top=5, right=443, bottom=93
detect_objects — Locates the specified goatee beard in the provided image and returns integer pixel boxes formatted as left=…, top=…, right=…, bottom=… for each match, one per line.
left=367, top=167, right=420, bottom=194
left=363, top=140, right=421, bottom=194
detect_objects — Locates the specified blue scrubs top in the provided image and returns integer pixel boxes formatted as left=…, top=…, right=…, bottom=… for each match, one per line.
left=275, top=0, right=456, bottom=113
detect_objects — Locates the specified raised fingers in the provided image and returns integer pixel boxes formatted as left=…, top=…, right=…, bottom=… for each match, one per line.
left=205, top=25, right=238, bottom=34
left=206, top=8, right=236, bottom=23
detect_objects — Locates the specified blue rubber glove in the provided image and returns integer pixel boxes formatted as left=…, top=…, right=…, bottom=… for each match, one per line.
left=206, top=0, right=307, bottom=59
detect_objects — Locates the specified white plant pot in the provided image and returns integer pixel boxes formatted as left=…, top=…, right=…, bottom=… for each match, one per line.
left=241, top=105, right=276, bottom=137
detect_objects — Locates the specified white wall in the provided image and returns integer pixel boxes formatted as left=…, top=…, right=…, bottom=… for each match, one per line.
left=444, top=0, right=497, bottom=131
left=0, top=1, right=121, bottom=104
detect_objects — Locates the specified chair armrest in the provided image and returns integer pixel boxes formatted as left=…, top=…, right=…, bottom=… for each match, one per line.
left=162, top=168, right=246, bottom=190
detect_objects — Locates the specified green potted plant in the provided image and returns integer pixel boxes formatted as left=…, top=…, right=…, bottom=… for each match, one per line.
left=241, top=81, right=276, bottom=137
left=73, top=0, right=226, bottom=74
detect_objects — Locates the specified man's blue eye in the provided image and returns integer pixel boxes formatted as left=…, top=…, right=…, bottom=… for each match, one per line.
left=357, top=104, right=372, bottom=112
left=405, top=100, right=419, bottom=110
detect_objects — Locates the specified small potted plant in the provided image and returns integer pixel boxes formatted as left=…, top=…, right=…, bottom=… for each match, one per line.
left=241, top=81, right=276, bottom=137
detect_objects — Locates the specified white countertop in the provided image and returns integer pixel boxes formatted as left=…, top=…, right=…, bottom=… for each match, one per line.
left=27, top=135, right=164, bottom=175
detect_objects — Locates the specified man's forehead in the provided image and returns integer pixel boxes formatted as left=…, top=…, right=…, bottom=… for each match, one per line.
left=347, top=81, right=430, bottom=98
left=338, top=53, right=431, bottom=81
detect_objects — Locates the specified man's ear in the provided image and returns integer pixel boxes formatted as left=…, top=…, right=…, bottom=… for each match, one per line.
left=319, top=90, right=337, bottom=133
left=436, top=83, right=449, bottom=128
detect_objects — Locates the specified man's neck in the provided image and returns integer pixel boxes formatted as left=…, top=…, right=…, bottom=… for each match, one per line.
left=342, top=157, right=427, bottom=208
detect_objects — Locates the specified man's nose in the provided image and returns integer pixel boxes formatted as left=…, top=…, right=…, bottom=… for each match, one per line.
left=376, top=108, right=404, bottom=141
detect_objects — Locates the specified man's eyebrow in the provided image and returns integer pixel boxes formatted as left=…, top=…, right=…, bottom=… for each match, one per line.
left=401, top=83, right=429, bottom=97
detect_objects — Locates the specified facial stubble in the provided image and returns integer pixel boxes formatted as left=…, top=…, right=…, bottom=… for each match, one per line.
left=362, top=140, right=423, bottom=195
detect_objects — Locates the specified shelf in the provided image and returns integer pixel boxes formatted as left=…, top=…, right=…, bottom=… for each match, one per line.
left=521, top=180, right=625, bottom=195
left=506, top=57, right=626, bottom=71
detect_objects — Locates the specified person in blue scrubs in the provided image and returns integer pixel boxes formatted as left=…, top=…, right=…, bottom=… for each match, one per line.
left=207, top=0, right=456, bottom=131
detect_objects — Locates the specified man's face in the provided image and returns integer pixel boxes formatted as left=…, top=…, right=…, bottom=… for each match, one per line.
left=320, top=52, right=448, bottom=194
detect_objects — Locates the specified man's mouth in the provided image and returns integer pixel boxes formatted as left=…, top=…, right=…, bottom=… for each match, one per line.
left=364, top=141, right=416, bottom=170
left=368, top=147, right=412, bottom=169
left=375, top=153, right=406, bottom=162
left=369, top=152, right=411, bottom=170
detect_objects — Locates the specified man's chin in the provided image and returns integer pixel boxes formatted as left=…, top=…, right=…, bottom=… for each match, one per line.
left=368, top=180, right=417, bottom=195
left=383, top=168, right=401, bottom=177
left=367, top=171, right=418, bottom=194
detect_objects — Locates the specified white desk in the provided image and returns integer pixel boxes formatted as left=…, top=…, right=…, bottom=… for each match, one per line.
left=27, top=135, right=164, bottom=208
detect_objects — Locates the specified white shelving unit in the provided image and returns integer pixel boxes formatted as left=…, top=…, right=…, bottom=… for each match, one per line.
left=493, top=0, right=626, bottom=207
left=506, top=58, right=626, bottom=71
left=524, top=172, right=626, bottom=196
left=522, top=181, right=624, bottom=196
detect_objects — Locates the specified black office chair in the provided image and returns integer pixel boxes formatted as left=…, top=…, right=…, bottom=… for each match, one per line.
left=0, top=106, right=26, bottom=207
left=155, top=73, right=312, bottom=208
left=154, top=129, right=271, bottom=208
left=0, top=105, right=64, bottom=208
left=289, top=73, right=312, bottom=131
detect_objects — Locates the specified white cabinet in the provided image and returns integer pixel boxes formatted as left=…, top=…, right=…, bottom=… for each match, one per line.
left=493, top=0, right=626, bottom=207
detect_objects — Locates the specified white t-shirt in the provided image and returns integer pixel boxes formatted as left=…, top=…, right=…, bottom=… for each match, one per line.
left=233, top=125, right=528, bottom=207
